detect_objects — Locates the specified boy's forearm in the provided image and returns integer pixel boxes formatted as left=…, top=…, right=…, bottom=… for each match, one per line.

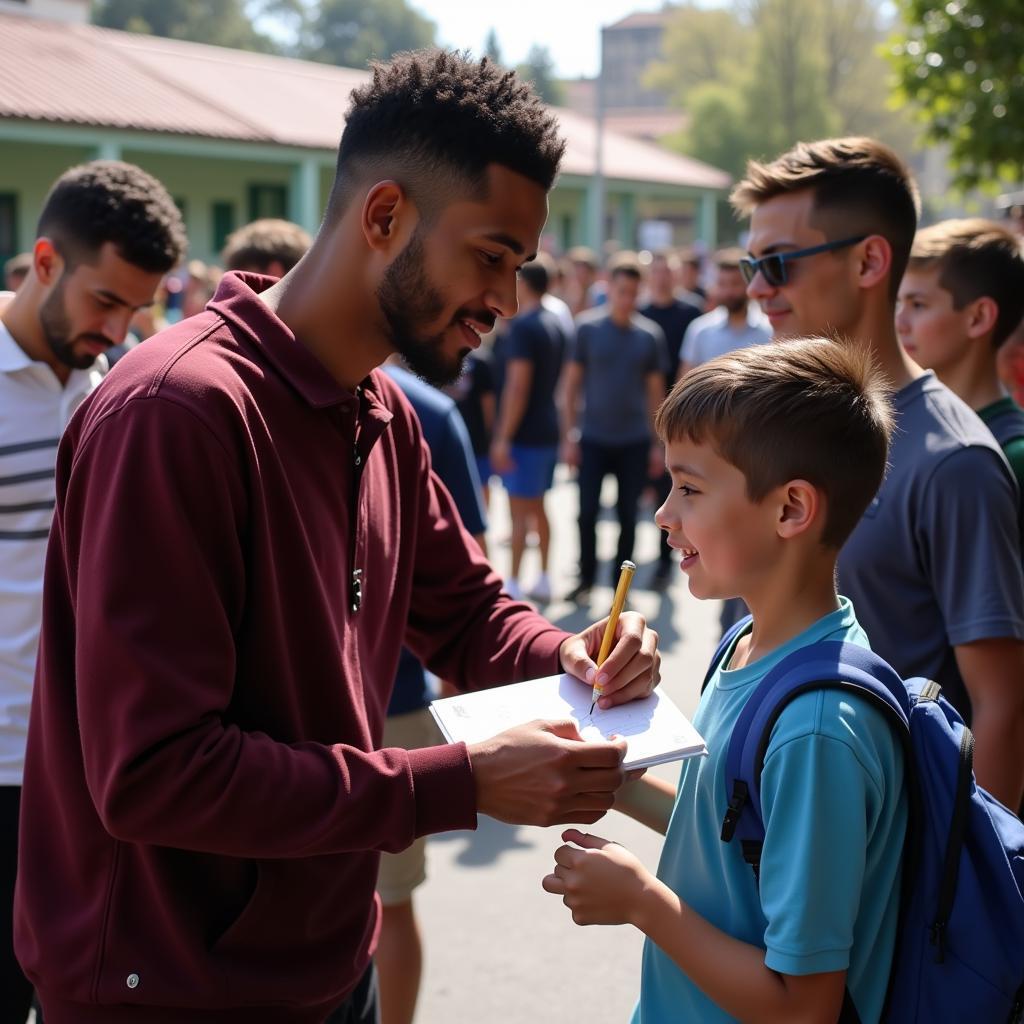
left=632, top=881, right=845, bottom=1024
left=614, top=775, right=675, bottom=834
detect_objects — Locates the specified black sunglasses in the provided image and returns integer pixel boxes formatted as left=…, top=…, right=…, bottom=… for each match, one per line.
left=739, top=235, right=867, bottom=287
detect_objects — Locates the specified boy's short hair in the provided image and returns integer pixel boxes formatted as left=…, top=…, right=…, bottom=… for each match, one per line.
left=731, top=137, right=921, bottom=301
left=330, top=49, right=564, bottom=224
left=37, top=160, right=186, bottom=274
left=656, top=338, right=894, bottom=547
left=222, top=218, right=312, bottom=274
left=909, top=219, right=1024, bottom=348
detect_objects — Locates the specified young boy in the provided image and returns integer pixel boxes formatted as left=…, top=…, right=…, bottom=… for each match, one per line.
left=544, top=338, right=907, bottom=1024
left=896, top=218, right=1024, bottom=490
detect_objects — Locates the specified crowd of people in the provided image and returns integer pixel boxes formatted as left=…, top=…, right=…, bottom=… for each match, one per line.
left=2, top=46, right=1024, bottom=1024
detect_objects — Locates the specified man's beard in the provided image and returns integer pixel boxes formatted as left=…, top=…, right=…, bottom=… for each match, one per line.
left=722, top=295, right=747, bottom=315
left=376, top=231, right=493, bottom=386
left=39, top=275, right=106, bottom=370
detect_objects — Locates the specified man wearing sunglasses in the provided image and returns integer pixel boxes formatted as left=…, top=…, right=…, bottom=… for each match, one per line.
left=731, top=136, right=1024, bottom=810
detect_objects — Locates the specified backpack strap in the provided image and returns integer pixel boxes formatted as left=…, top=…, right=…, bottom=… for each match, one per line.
left=719, top=641, right=911, bottom=1024
left=701, top=614, right=754, bottom=694
left=720, top=641, right=910, bottom=853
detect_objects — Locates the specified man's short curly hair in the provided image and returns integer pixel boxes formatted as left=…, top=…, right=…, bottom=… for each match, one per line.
left=329, top=49, right=565, bottom=221
left=37, top=161, right=186, bottom=274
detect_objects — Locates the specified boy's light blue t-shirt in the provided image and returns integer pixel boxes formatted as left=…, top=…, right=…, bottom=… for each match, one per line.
left=633, top=599, right=906, bottom=1024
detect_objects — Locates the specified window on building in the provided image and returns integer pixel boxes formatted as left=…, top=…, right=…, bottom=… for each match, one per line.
left=248, top=184, right=287, bottom=222
left=0, top=194, right=18, bottom=266
left=211, top=201, right=236, bottom=258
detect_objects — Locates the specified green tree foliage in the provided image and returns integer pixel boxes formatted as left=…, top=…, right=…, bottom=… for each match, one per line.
left=516, top=44, right=566, bottom=105
left=302, top=0, right=436, bottom=69
left=889, top=0, right=1024, bottom=189
left=484, top=28, right=504, bottom=67
left=646, top=0, right=908, bottom=177
left=93, top=0, right=279, bottom=52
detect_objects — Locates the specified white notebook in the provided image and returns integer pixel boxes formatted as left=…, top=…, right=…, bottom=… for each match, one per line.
left=429, top=673, right=707, bottom=771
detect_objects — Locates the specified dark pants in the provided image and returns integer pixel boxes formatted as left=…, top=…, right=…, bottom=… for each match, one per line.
left=1, top=787, right=33, bottom=1024
left=577, top=439, right=650, bottom=586
left=324, top=963, right=380, bottom=1024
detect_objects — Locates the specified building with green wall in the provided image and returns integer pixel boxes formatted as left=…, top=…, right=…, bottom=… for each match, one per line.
left=0, top=8, right=730, bottom=266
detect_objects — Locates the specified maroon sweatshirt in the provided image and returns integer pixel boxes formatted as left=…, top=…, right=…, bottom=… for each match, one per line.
left=15, top=273, right=568, bottom=1022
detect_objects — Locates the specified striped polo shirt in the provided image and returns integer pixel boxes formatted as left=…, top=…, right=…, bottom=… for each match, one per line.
left=0, top=308, right=105, bottom=785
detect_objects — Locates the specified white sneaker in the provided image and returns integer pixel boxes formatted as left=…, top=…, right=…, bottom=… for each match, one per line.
left=505, top=578, right=524, bottom=601
left=528, top=574, right=552, bottom=604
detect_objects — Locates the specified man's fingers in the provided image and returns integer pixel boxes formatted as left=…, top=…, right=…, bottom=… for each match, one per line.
left=541, top=718, right=585, bottom=742
left=573, top=767, right=627, bottom=793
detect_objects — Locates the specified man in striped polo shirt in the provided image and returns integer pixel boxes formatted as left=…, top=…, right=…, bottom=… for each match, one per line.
left=0, top=160, right=185, bottom=1020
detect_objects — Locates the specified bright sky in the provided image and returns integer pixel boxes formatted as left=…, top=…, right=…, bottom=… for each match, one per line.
left=414, top=0, right=665, bottom=79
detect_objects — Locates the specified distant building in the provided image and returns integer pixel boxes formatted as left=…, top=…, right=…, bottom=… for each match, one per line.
left=0, top=8, right=729, bottom=263
left=601, top=10, right=672, bottom=112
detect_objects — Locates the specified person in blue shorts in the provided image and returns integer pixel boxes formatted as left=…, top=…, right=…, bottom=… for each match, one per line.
left=490, top=259, right=568, bottom=603
left=544, top=338, right=907, bottom=1024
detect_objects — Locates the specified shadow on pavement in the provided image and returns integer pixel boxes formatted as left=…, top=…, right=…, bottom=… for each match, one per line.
left=430, top=815, right=536, bottom=867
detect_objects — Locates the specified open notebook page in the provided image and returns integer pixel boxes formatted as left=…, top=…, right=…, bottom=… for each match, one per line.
left=429, top=673, right=706, bottom=771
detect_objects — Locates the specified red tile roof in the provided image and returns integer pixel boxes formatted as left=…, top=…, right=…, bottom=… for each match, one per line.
left=0, top=12, right=729, bottom=189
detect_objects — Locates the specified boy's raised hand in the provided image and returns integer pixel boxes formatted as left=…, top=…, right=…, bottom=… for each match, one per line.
left=559, top=611, right=660, bottom=709
left=542, top=829, right=654, bottom=926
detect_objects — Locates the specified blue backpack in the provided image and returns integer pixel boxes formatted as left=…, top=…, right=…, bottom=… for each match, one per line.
left=706, top=617, right=1024, bottom=1023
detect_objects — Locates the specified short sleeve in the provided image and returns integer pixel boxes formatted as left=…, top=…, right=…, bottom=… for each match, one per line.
left=757, top=691, right=903, bottom=976
left=679, top=319, right=702, bottom=367
left=571, top=323, right=590, bottom=365
left=434, top=407, right=487, bottom=537
left=918, top=446, right=1024, bottom=646
left=504, top=319, right=536, bottom=364
left=646, top=324, right=670, bottom=376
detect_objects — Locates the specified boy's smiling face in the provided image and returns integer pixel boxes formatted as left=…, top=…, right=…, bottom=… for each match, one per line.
left=655, top=436, right=782, bottom=601
left=895, top=266, right=974, bottom=372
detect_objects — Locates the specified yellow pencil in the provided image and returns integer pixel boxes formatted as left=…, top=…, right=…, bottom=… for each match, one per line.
left=589, top=560, right=637, bottom=714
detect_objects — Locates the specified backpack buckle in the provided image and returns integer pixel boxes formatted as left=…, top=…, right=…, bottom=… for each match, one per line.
left=720, top=780, right=749, bottom=842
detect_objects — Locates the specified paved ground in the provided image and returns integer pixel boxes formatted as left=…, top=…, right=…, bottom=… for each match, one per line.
left=414, top=468, right=722, bottom=1023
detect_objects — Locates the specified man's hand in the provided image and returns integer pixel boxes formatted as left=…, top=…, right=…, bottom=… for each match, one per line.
left=469, top=719, right=627, bottom=827
left=560, top=610, right=660, bottom=709
left=542, top=829, right=654, bottom=926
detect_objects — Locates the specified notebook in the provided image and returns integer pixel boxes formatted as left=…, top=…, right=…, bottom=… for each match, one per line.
left=429, top=673, right=707, bottom=771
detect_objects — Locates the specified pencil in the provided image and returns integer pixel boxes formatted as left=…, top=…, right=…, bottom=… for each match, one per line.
left=589, top=560, right=637, bottom=714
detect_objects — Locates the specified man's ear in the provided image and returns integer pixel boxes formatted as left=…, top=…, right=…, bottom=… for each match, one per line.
left=33, top=238, right=64, bottom=287
left=856, top=235, right=892, bottom=292
left=361, top=181, right=418, bottom=256
left=777, top=479, right=821, bottom=540
left=965, top=295, right=999, bottom=341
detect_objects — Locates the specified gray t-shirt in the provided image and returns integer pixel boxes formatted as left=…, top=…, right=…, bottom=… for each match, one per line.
left=572, top=310, right=668, bottom=445
left=679, top=305, right=772, bottom=367
left=837, top=372, right=1024, bottom=718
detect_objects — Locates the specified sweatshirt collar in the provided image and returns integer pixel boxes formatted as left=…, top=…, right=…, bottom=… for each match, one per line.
left=209, top=271, right=388, bottom=416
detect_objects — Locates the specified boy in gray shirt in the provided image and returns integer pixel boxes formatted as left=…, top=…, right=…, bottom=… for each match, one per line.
left=733, top=136, right=1024, bottom=809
